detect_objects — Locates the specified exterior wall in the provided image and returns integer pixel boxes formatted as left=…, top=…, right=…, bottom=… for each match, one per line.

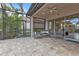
left=33, top=18, right=45, bottom=32
left=34, top=23, right=44, bottom=28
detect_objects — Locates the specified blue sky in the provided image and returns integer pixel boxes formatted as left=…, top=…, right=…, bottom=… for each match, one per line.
left=11, top=3, right=31, bottom=13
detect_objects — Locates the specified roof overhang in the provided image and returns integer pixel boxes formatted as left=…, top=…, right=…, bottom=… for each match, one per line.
left=31, top=3, right=79, bottom=20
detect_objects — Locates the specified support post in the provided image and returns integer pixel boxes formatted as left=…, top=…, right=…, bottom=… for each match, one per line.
left=64, top=17, right=66, bottom=39
left=1, top=4, right=7, bottom=39
left=22, top=14, right=26, bottom=37
left=30, top=16, right=33, bottom=38
left=45, top=19, right=48, bottom=30
left=54, top=19, right=56, bottom=35
left=16, top=13, right=19, bottom=37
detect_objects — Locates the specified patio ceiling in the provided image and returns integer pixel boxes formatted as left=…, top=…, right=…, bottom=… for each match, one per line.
left=33, top=3, right=79, bottom=20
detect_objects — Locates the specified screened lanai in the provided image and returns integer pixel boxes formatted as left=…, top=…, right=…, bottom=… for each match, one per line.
left=0, top=3, right=31, bottom=39
left=27, top=3, right=79, bottom=42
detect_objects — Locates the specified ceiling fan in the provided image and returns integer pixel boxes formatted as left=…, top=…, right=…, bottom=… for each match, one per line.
left=47, top=6, right=62, bottom=15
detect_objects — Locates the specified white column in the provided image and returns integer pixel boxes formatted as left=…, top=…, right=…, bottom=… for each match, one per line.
left=30, top=16, right=33, bottom=38
left=45, top=20, right=48, bottom=30
left=64, top=17, right=66, bottom=39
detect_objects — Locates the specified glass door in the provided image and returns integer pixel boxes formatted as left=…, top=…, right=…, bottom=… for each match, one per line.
left=64, top=17, right=77, bottom=39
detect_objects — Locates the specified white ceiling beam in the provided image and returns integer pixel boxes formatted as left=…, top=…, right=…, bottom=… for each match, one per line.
left=32, top=4, right=48, bottom=17
left=50, top=11, right=79, bottom=20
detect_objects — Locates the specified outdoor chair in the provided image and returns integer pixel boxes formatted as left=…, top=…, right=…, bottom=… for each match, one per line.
left=40, top=30, right=50, bottom=37
left=34, top=32, right=42, bottom=38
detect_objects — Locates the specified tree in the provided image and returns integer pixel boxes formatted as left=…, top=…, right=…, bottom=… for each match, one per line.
left=7, top=13, right=22, bottom=38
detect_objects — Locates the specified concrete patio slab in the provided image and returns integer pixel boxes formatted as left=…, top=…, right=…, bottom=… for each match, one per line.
left=0, top=37, right=78, bottom=56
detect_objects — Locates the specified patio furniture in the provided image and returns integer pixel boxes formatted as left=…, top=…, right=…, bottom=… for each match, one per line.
left=34, top=30, right=50, bottom=38
left=64, top=33, right=79, bottom=42
left=40, top=30, right=50, bottom=37
left=34, top=32, right=42, bottom=38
